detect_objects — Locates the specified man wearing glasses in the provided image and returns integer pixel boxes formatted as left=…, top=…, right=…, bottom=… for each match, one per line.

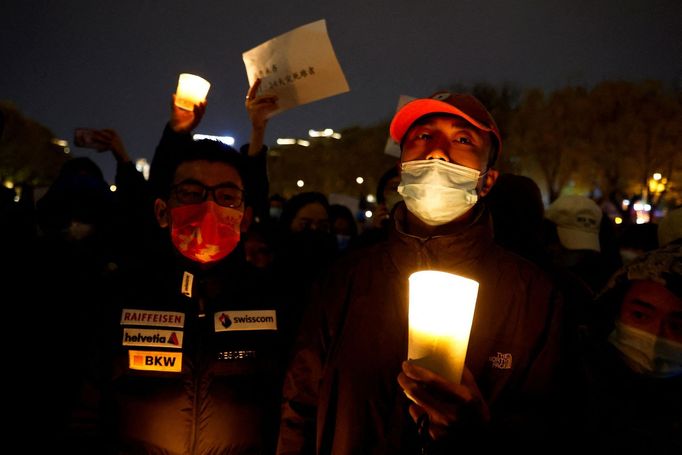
left=160, top=166, right=248, bottom=265
left=68, top=120, right=285, bottom=453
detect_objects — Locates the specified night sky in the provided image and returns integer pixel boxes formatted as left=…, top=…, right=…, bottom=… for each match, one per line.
left=2, top=0, right=681, bottom=183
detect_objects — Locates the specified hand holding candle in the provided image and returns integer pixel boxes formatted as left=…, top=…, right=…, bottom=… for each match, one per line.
left=174, top=73, right=211, bottom=111
left=407, top=270, right=479, bottom=384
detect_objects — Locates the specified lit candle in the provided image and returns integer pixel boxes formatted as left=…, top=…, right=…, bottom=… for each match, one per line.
left=408, top=270, right=479, bottom=383
left=174, top=73, right=211, bottom=111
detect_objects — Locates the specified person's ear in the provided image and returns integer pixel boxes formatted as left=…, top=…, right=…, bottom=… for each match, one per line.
left=154, top=198, right=170, bottom=228
left=478, top=168, right=499, bottom=198
left=240, top=206, right=253, bottom=233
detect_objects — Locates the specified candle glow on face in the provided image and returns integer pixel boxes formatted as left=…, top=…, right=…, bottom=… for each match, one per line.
left=175, top=73, right=211, bottom=111
left=408, top=270, right=479, bottom=383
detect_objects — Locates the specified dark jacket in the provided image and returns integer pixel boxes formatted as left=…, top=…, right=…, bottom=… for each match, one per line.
left=72, top=244, right=286, bottom=454
left=572, top=342, right=682, bottom=453
left=278, top=202, right=564, bottom=454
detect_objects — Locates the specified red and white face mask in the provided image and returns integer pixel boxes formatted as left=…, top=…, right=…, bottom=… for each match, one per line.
left=169, top=201, right=242, bottom=264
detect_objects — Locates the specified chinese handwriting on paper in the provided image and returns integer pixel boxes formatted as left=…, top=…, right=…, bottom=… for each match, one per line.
left=253, top=66, right=317, bottom=92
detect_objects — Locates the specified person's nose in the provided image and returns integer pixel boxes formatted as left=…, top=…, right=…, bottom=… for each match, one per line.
left=423, top=136, right=450, bottom=162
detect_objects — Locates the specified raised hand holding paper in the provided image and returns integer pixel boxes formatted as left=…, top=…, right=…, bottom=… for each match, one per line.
left=242, top=19, right=349, bottom=117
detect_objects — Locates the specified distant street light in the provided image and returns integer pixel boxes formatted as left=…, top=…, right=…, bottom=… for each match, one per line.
left=308, top=128, right=341, bottom=139
left=648, top=173, right=667, bottom=199
left=276, top=138, right=310, bottom=146
left=52, top=137, right=70, bottom=154
left=645, top=171, right=668, bottom=222
left=135, top=158, right=150, bottom=180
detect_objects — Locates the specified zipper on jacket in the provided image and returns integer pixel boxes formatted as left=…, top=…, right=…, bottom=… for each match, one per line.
left=189, top=295, right=206, bottom=455
left=417, top=240, right=432, bottom=269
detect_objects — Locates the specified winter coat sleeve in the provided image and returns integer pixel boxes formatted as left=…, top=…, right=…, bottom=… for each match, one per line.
left=148, top=123, right=193, bottom=200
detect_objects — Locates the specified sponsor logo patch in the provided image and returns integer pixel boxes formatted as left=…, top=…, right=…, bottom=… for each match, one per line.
left=122, top=328, right=183, bottom=349
left=128, top=350, right=182, bottom=372
left=214, top=310, right=277, bottom=332
left=121, top=309, right=185, bottom=328
left=181, top=271, right=193, bottom=298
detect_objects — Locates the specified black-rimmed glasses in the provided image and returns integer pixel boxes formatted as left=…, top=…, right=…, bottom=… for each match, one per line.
left=171, top=180, right=245, bottom=209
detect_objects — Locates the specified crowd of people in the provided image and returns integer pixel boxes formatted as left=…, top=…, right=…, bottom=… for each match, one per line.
left=3, top=80, right=681, bottom=454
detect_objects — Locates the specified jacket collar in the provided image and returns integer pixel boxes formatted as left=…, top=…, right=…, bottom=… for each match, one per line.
left=385, top=202, right=495, bottom=278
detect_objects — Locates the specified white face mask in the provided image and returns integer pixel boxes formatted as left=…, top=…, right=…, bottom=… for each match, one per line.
left=397, top=160, right=480, bottom=226
left=608, top=321, right=682, bottom=378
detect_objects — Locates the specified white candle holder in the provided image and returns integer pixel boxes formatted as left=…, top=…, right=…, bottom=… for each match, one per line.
left=174, top=73, right=211, bottom=111
left=408, top=270, right=479, bottom=383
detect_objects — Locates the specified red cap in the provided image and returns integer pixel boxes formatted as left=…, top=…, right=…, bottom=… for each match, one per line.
left=389, top=91, right=502, bottom=160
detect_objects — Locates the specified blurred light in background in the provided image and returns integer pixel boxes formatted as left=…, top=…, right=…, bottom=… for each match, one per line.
left=276, top=138, right=310, bottom=147
left=308, top=128, right=341, bottom=139
left=135, top=158, right=150, bottom=180
left=52, top=137, right=70, bottom=154
left=193, top=134, right=235, bottom=146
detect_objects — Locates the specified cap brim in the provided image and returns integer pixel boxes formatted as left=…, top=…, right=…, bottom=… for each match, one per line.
left=556, top=226, right=600, bottom=252
left=389, top=99, right=494, bottom=144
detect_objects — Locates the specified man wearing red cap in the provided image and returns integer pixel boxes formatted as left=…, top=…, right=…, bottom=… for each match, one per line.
left=277, top=92, right=564, bottom=454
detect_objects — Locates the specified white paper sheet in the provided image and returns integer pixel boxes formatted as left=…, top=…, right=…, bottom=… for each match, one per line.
left=242, top=19, right=350, bottom=117
left=384, top=94, right=416, bottom=157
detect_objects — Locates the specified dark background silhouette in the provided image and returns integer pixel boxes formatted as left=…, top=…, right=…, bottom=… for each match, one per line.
left=2, top=0, right=680, bottom=183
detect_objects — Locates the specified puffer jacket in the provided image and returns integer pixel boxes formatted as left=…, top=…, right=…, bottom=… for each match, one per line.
left=74, top=245, right=286, bottom=455
left=278, top=202, right=564, bottom=454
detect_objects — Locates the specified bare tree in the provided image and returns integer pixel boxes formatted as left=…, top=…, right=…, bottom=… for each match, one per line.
left=0, top=101, right=68, bottom=187
left=585, top=81, right=682, bottom=219
left=506, top=87, right=590, bottom=202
